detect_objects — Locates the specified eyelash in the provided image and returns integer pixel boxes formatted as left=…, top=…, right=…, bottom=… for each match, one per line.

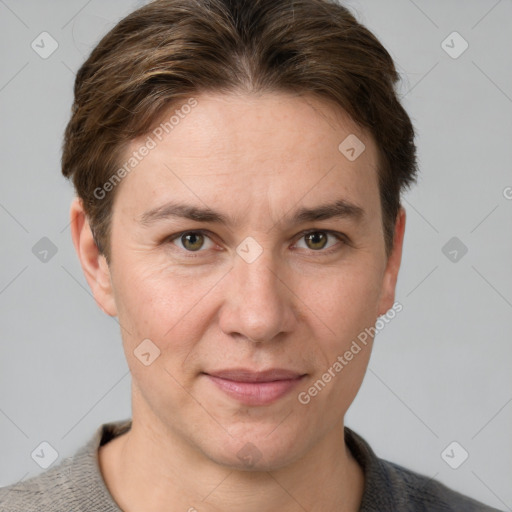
left=165, top=229, right=349, bottom=257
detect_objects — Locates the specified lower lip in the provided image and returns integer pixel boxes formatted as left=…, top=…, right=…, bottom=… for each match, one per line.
left=205, top=375, right=305, bottom=406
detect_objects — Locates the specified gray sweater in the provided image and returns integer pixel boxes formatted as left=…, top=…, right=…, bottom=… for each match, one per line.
left=0, top=419, right=503, bottom=511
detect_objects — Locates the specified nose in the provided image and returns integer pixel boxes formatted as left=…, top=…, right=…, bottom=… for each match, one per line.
left=218, top=247, right=296, bottom=344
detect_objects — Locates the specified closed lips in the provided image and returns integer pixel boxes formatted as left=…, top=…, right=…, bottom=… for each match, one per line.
left=204, top=369, right=306, bottom=382
left=203, top=369, right=307, bottom=406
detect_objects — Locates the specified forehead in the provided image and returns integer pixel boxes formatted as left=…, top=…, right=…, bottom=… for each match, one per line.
left=115, top=92, right=381, bottom=225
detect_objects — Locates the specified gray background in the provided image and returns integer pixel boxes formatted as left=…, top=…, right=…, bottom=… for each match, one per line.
left=0, top=0, right=511, bottom=509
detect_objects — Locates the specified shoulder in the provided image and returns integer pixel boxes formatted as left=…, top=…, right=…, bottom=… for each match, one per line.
left=380, top=458, right=503, bottom=512
left=0, top=419, right=131, bottom=511
left=344, top=427, right=503, bottom=512
left=0, top=457, right=75, bottom=511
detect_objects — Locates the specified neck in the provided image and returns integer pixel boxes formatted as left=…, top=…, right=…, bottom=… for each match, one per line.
left=99, top=414, right=364, bottom=512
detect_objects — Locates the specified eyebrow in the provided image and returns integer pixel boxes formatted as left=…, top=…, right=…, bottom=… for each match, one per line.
left=138, top=198, right=365, bottom=228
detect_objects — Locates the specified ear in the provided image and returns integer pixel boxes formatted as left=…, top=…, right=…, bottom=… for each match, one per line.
left=69, top=197, right=118, bottom=317
left=376, top=206, right=406, bottom=317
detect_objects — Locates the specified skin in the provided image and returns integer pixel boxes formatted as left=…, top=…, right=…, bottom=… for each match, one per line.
left=70, top=91, right=406, bottom=512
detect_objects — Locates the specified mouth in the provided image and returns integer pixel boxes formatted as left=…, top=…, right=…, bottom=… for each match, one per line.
left=202, top=368, right=307, bottom=406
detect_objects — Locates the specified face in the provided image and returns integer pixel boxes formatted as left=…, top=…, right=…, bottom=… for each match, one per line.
left=73, top=92, right=405, bottom=470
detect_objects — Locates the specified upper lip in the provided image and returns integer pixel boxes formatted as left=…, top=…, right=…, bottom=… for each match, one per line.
left=205, top=368, right=305, bottom=382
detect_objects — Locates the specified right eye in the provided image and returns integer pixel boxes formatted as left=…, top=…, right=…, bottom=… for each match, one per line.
left=166, top=230, right=216, bottom=253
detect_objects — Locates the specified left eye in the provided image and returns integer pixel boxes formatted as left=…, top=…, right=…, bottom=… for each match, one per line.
left=294, top=231, right=342, bottom=252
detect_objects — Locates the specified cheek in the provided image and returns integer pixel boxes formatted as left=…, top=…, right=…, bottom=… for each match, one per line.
left=299, top=268, right=378, bottom=413
left=319, top=262, right=382, bottom=399
left=111, top=258, right=220, bottom=351
left=113, top=266, right=212, bottom=407
left=302, top=257, right=383, bottom=340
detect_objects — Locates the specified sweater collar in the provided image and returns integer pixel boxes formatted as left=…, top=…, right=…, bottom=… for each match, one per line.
left=73, top=419, right=393, bottom=511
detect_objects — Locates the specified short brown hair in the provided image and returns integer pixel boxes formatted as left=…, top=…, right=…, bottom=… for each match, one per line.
left=62, top=0, right=418, bottom=263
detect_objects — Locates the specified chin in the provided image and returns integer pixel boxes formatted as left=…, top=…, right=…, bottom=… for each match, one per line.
left=200, top=427, right=307, bottom=472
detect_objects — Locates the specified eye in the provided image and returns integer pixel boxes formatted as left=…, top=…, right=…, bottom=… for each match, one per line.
left=294, top=230, right=345, bottom=253
left=169, top=230, right=215, bottom=252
